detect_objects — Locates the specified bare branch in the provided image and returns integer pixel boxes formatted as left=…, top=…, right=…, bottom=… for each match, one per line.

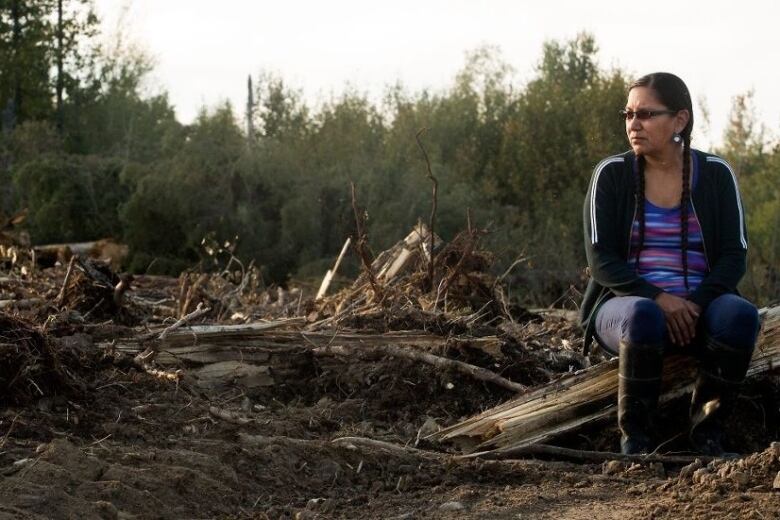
left=415, top=128, right=438, bottom=291
left=350, top=181, right=383, bottom=300
left=55, top=255, right=77, bottom=307
left=460, top=444, right=715, bottom=465
left=314, top=343, right=526, bottom=394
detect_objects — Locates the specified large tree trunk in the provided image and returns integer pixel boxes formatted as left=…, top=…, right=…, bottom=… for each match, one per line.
left=245, top=75, right=254, bottom=143
left=427, top=305, right=780, bottom=454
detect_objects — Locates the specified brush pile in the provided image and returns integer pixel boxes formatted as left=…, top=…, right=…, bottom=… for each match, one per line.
left=0, top=313, right=78, bottom=404
left=310, top=224, right=534, bottom=334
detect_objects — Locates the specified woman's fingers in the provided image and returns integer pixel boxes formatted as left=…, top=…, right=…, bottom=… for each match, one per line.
left=685, top=308, right=699, bottom=343
left=667, top=315, right=683, bottom=345
left=656, top=293, right=700, bottom=346
left=666, top=323, right=677, bottom=345
left=684, top=300, right=702, bottom=317
left=666, top=321, right=677, bottom=345
left=676, top=315, right=691, bottom=345
left=679, top=311, right=696, bottom=344
left=667, top=309, right=697, bottom=346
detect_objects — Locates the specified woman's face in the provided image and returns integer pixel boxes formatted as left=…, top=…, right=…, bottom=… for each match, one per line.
left=625, top=86, right=688, bottom=157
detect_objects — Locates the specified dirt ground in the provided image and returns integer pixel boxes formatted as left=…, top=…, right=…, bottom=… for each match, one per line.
left=0, top=251, right=778, bottom=519
left=0, top=328, right=777, bottom=520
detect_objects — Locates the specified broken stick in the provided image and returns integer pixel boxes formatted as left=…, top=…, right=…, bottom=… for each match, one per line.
left=316, top=237, right=351, bottom=300
left=134, top=302, right=211, bottom=365
left=142, top=366, right=183, bottom=382
left=160, top=302, right=211, bottom=341
left=331, top=436, right=445, bottom=459
left=350, top=182, right=382, bottom=299
left=460, top=443, right=714, bottom=465
left=209, top=406, right=251, bottom=425
left=55, top=255, right=77, bottom=307
left=313, top=343, right=527, bottom=393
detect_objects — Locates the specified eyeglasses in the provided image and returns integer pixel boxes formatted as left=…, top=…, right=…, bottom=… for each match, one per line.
left=620, top=109, right=678, bottom=121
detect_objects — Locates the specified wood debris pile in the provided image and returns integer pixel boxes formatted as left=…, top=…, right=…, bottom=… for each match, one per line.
left=309, top=224, right=534, bottom=334
left=0, top=223, right=593, bottom=413
left=0, top=221, right=776, bottom=462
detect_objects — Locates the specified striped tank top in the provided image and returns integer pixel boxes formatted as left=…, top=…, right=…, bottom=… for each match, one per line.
left=628, top=154, right=708, bottom=297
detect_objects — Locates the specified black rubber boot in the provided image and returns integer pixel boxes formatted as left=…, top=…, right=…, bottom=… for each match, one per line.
left=618, top=340, right=664, bottom=455
left=689, top=335, right=753, bottom=456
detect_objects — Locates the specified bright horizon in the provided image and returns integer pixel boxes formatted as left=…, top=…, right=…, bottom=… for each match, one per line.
left=94, top=0, right=780, bottom=149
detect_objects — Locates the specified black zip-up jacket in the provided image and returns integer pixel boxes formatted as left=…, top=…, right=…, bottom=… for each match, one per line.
left=580, top=149, right=748, bottom=352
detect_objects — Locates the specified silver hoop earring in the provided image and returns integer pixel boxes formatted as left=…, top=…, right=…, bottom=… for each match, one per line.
left=672, top=133, right=682, bottom=144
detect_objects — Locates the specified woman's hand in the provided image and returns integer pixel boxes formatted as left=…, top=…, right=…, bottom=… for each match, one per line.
left=654, top=292, right=699, bottom=346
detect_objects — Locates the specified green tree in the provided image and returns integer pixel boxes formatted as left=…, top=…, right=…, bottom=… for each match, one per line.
left=722, top=92, right=779, bottom=304
left=121, top=104, right=255, bottom=273
left=59, top=28, right=184, bottom=161
left=13, top=153, right=127, bottom=242
left=0, top=0, right=54, bottom=125
left=482, top=34, right=628, bottom=299
left=719, top=90, right=766, bottom=177
left=0, top=0, right=98, bottom=128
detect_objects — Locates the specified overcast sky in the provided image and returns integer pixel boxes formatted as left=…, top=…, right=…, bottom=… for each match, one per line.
left=93, top=0, right=780, bottom=148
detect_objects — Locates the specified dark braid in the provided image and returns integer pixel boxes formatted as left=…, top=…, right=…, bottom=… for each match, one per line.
left=680, top=135, right=692, bottom=291
left=635, top=155, right=646, bottom=267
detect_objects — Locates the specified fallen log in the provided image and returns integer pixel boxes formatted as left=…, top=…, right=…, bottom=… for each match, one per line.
left=33, top=239, right=128, bottom=270
left=110, top=324, right=500, bottom=362
left=105, top=321, right=502, bottom=388
left=0, top=298, right=43, bottom=309
left=428, top=304, right=780, bottom=454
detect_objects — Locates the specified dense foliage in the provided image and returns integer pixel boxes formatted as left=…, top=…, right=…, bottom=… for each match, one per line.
left=1, top=2, right=779, bottom=306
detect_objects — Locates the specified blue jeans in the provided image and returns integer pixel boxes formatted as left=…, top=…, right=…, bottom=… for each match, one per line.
left=594, top=293, right=760, bottom=357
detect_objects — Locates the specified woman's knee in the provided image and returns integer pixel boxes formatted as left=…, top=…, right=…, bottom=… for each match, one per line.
left=704, top=294, right=760, bottom=349
left=621, top=298, right=665, bottom=344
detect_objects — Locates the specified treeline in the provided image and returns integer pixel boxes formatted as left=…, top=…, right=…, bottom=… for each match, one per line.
left=1, top=2, right=779, bottom=306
